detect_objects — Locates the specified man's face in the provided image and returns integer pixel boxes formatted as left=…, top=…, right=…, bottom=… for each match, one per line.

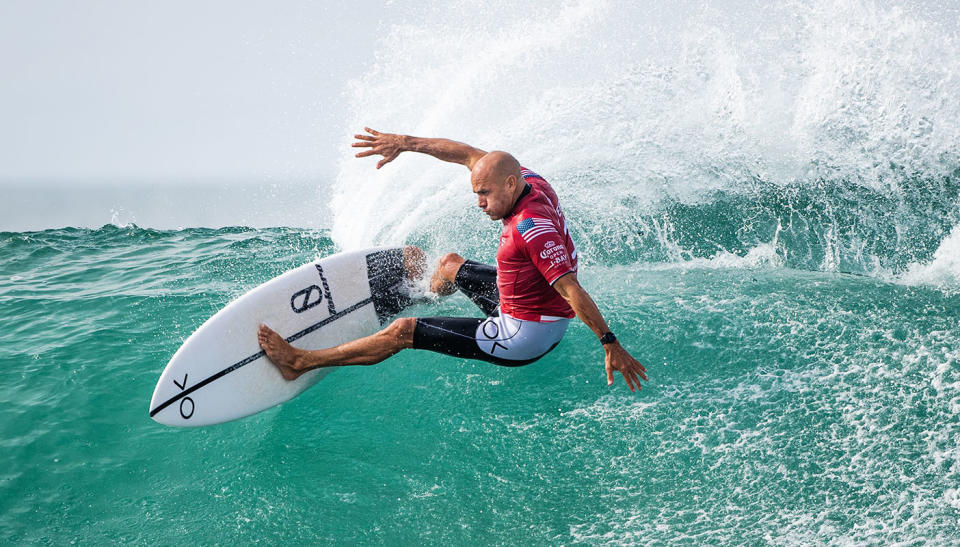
left=472, top=174, right=516, bottom=221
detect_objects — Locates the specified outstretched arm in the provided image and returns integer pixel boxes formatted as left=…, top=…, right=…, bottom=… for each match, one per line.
left=552, top=272, right=648, bottom=392
left=352, top=127, right=487, bottom=170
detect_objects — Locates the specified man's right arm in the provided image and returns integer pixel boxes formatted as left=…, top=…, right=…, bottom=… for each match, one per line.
left=353, top=127, right=486, bottom=170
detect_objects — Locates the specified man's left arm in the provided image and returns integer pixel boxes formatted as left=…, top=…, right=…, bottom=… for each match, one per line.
left=552, top=273, right=648, bottom=392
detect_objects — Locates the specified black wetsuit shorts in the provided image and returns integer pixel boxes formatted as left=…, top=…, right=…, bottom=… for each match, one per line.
left=412, top=260, right=569, bottom=367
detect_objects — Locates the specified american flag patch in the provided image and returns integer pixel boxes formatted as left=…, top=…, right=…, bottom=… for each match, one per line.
left=516, top=217, right=557, bottom=242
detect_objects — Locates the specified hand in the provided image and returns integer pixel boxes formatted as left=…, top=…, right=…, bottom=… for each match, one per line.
left=604, top=344, right=648, bottom=392
left=352, top=127, right=405, bottom=169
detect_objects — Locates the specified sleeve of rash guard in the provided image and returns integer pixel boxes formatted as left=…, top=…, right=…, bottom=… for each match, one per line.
left=516, top=216, right=574, bottom=285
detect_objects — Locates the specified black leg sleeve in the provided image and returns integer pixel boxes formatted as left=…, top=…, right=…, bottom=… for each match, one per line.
left=453, top=260, right=500, bottom=316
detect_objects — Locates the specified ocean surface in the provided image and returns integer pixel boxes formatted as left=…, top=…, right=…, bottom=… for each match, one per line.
left=2, top=221, right=958, bottom=544
left=4, top=0, right=960, bottom=543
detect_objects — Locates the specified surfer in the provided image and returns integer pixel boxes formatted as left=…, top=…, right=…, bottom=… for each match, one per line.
left=258, top=128, right=648, bottom=391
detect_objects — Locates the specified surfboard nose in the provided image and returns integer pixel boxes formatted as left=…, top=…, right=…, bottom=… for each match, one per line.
left=148, top=247, right=407, bottom=427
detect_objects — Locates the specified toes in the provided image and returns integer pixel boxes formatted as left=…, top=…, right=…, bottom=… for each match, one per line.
left=258, top=324, right=278, bottom=346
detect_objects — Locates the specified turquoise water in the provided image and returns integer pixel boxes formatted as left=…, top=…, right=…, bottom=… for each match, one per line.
left=1, top=223, right=958, bottom=543
left=5, top=0, right=960, bottom=543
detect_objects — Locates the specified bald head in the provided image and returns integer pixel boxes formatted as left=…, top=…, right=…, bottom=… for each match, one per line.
left=472, top=151, right=521, bottom=184
left=470, top=151, right=526, bottom=221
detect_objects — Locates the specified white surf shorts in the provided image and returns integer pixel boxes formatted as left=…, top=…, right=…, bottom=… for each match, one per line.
left=412, top=260, right=570, bottom=366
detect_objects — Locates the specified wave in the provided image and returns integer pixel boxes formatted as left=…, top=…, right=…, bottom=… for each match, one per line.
left=328, top=0, right=960, bottom=287
left=900, top=221, right=960, bottom=291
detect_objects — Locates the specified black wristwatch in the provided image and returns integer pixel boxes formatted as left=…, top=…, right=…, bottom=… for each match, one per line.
left=600, top=332, right=617, bottom=345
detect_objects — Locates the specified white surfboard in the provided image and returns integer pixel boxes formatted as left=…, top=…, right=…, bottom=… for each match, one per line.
left=149, top=247, right=416, bottom=427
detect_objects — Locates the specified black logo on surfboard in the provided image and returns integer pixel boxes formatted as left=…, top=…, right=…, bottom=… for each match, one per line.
left=173, top=373, right=194, bottom=419
left=290, top=264, right=337, bottom=315
left=290, top=285, right=324, bottom=313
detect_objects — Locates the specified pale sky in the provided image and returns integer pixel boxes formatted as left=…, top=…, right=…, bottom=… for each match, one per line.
left=3, top=0, right=955, bottom=231
left=4, top=0, right=955, bottom=188
left=0, top=1, right=396, bottom=186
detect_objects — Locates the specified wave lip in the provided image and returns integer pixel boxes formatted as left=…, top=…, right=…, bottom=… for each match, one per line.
left=331, top=0, right=960, bottom=258
left=900, top=223, right=960, bottom=290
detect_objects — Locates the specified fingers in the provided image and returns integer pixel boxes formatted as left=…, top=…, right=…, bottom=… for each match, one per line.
left=376, top=153, right=398, bottom=169
left=607, top=357, right=647, bottom=391
left=354, top=128, right=399, bottom=167
left=627, top=362, right=645, bottom=389
left=622, top=370, right=636, bottom=392
left=635, top=359, right=648, bottom=381
left=627, top=370, right=644, bottom=391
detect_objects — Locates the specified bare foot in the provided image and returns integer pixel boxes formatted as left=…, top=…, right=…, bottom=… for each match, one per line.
left=258, top=324, right=306, bottom=381
left=430, top=277, right=457, bottom=296
left=429, top=253, right=464, bottom=296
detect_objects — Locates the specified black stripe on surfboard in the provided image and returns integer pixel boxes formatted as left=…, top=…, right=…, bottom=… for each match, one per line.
left=149, top=297, right=374, bottom=418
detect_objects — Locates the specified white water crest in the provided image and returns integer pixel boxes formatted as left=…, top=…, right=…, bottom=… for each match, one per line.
left=330, top=0, right=960, bottom=271
left=901, top=222, right=960, bottom=290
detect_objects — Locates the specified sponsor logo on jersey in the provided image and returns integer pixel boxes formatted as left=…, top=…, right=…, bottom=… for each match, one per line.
left=540, top=243, right=566, bottom=260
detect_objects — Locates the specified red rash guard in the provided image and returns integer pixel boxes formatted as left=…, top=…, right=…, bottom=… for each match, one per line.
left=496, top=167, right=579, bottom=322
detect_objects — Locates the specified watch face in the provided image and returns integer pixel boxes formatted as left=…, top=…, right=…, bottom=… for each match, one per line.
left=601, top=332, right=616, bottom=344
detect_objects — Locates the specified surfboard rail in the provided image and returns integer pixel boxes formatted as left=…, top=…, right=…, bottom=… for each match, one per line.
left=149, top=247, right=415, bottom=427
